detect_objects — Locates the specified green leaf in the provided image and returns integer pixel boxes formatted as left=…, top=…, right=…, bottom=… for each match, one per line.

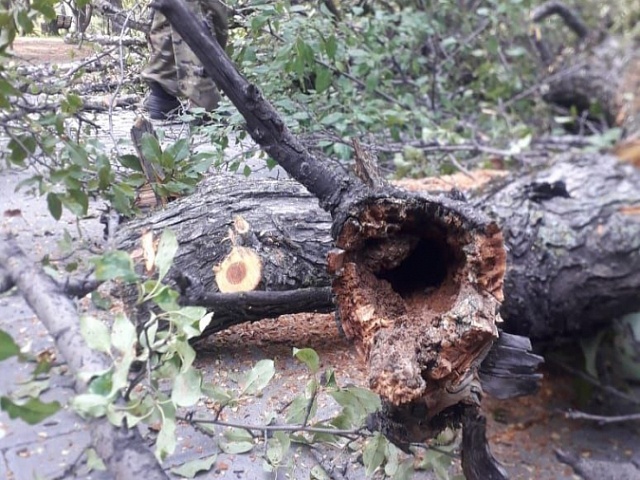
left=111, top=314, right=136, bottom=354
left=85, top=448, right=107, bottom=472
left=174, top=337, right=197, bottom=372
left=0, top=78, right=19, bottom=96
left=68, top=189, right=89, bottom=216
left=118, top=154, right=144, bottom=172
left=266, top=431, right=290, bottom=468
left=285, top=393, right=312, bottom=424
left=8, top=135, right=36, bottom=166
left=220, top=427, right=254, bottom=454
left=391, top=459, right=414, bottom=480
left=171, top=367, right=203, bottom=407
left=0, top=397, right=61, bottom=425
left=202, top=383, right=234, bottom=407
left=241, top=359, right=275, bottom=396
left=612, top=313, right=640, bottom=382
left=314, top=66, right=332, bottom=93
left=580, top=331, right=606, bottom=379
left=155, top=229, right=178, bottom=281
left=88, top=371, right=113, bottom=396
left=0, top=329, right=20, bottom=361
left=363, top=432, right=387, bottom=476
left=140, top=133, right=162, bottom=164
left=330, top=386, right=381, bottom=428
left=61, top=94, right=83, bottom=114
left=164, top=138, right=190, bottom=164
left=72, top=393, right=109, bottom=418
left=80, top=316, right=112, bottom=354
left=171, top=454, right=218, bottom=478
left=91, top=291, right=112, bottom=311
left=12, top=380, right=50, bottom=399
left=93, top=251, right=138, bottom=283
left=111, top=347, right=135, bottom=394
left=156, top=413, right=177, bottom=461
left=311, top=465, right=332, bottom=479
left=320, top=112, right=345, bottom=126
left=46, top=192, right=62, bottom=220
left=324, top=35, right=337, bottom=60
left=33, top=357, right=53, bottom=376
left=64, top=141, right=90, bottom=167
left=286, top=378, right=317, bottom=424
left=293, top=347, right=320, bottom=373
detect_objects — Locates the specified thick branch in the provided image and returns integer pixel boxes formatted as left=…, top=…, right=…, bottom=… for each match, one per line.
left=92, top=0, right=151, bottom=34
left=461, top=406, right=508, bottom=480
left=531, top=1, right=589, bottom=40
left=151, top=0, right=353, bottom=214
left=185, top=287, right=335, bottom=333
left=0, top=234, right=167, bottom=480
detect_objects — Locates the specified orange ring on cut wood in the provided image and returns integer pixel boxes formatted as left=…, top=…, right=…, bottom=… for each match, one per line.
left=214, top=246, right=262, bottom=293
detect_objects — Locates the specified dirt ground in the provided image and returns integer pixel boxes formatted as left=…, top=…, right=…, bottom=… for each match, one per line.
left=9, top=37, right=96, bottom=64
left=6, top=37, right=640, bottom=479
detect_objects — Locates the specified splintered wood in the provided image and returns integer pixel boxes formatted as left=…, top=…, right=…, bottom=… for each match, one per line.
left=330, top=195, right=506, bottom=423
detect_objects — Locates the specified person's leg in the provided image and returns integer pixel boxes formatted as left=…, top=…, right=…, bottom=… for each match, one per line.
left=172, top=0, right=229, bottom=111
left=141, top=11, right=181, bottom=119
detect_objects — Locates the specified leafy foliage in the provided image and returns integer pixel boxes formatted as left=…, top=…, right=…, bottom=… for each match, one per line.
left=0, top=328, right=61, bottom=424
left=222, top=0, right=546, bottom=173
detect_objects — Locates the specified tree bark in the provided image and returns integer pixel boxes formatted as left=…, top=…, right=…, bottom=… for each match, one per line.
left=0, top=234, right=168, bottom=480
left=532, top=1, right=640, bottom=136
left=116, top=151, right=640, bottom=343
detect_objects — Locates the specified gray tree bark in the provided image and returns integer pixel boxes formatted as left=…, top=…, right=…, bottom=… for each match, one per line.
left=115, top=151, right=640, bottom=342
left=0, top=235, right=168, bottom=480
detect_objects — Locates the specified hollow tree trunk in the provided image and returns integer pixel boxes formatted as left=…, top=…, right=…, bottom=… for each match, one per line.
left=116, top=151, right=640, bottom=343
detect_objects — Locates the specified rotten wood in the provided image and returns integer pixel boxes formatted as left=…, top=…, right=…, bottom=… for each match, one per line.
left=0, top=234, right=167, bottom=480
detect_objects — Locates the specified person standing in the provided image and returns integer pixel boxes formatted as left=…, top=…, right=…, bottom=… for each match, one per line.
left=142, top=0, right=229, bottom=120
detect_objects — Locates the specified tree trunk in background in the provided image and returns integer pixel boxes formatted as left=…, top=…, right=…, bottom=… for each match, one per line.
left=532, top=1, right=640, bottom=137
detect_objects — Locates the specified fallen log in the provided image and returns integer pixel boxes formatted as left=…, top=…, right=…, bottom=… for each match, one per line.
left=0, top=234, right=168, bottom=480
left=116, top=151, right=640, bottom=343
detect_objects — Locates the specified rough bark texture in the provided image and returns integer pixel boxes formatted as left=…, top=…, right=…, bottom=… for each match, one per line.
left=0, top=234, right=168, bottom=480
left=117, top=151, right=640, bottom=343
left=92, top=0, right=151, bottom=34
left=478, top=152, right=640, bottom=340
left=115, top=175, right=334, bottom=296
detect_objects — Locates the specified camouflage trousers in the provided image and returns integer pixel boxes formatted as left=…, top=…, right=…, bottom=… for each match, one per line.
left=141, top=0, right=229, bottom=110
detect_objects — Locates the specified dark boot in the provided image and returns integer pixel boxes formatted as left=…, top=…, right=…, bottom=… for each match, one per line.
left=144, top=82, right=181, bottom=120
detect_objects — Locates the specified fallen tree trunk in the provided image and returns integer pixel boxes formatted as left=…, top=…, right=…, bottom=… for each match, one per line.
left=116, top=151, right=640, bottom=342
left=0, top=234, right=168, bottom=480
left=137, top=2, right=514, bottom=473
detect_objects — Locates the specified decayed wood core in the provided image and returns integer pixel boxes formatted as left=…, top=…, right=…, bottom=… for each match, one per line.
left=331, top=197, right=506, bottom=415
